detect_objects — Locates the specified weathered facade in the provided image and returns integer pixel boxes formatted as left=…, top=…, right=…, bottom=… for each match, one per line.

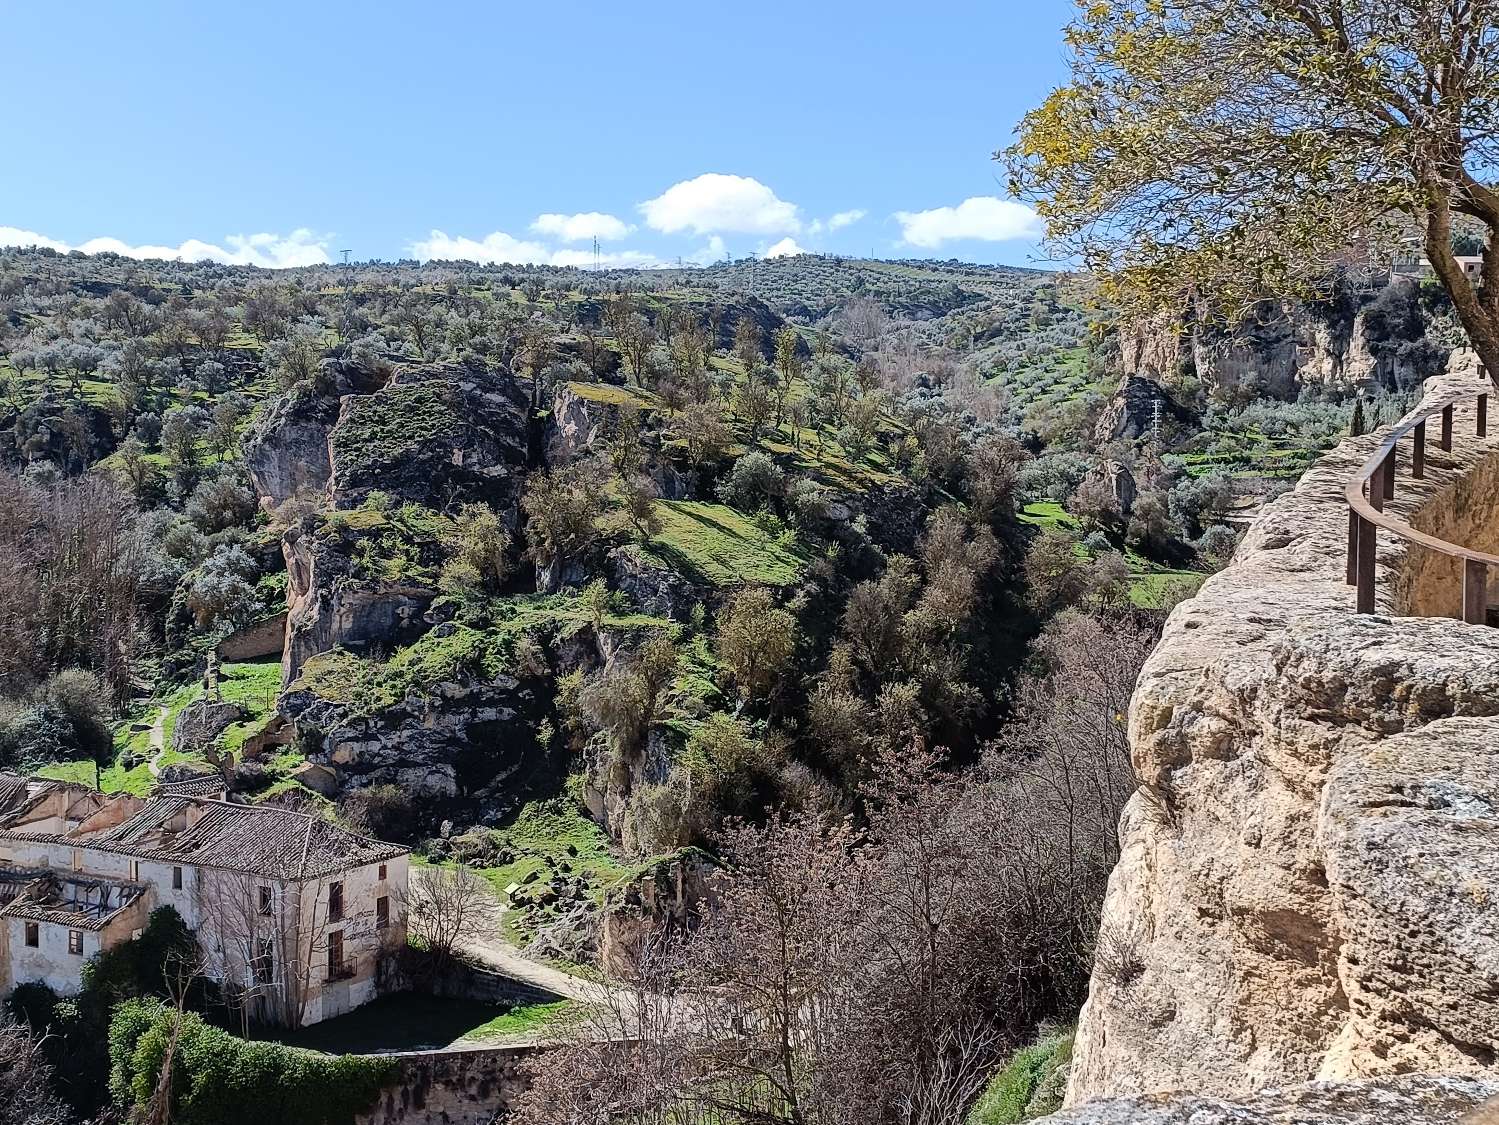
left=0, top=773, right=409, bottom=1026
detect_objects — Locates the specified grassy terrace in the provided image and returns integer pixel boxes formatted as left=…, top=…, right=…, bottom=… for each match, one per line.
left=1018, top=501, right=1204, bottom=609
left=639, top=499, right=811, bottom=587
left=36, top=659, right=290, bottom=797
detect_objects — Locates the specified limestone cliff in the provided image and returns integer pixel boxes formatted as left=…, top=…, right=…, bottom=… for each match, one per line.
left=1067, top=361, right=1499, bottom=1106
left=1121, top=275, right=1443, bottom=398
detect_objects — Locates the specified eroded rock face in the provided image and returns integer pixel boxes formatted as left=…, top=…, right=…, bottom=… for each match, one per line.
left=279, top=522, right=437, bottom=685
left=279, top=669, right=537, bottom=802
left=607, top=545, right=703, bottom=621
left=243, top=384, right=338, bottom=508
left=1121, top=276, right=1440, bottom=399
left=242, top=360, right=385, bottom=508
left=326, top=359, right=529, bottom=508
left=1069, top=365, right=1499, bottom=1103
left=1040, top=1076, right=1498, bottom=1124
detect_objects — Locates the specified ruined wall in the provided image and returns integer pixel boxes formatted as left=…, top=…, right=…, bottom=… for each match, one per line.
left=1066, top=363, right=1499, bottom=1105
left=355, top=1045, right=535, bottom=1125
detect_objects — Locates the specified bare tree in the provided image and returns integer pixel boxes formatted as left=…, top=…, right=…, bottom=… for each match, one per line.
left=0, top=1014, right=75, bottom=1125
left=408, top=865, right=502, bottom=973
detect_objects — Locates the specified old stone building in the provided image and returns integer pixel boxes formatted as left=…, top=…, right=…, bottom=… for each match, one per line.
left=0, top=773, right=409, bottom=1026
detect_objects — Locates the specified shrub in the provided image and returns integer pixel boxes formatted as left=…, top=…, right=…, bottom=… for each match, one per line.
left=109, top=998, right=394, bottom=1125
left=715, top=451, right=784, bottom=512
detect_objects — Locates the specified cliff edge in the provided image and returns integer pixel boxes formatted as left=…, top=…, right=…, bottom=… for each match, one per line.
left=1066, top=361, right=1499, bottom=1107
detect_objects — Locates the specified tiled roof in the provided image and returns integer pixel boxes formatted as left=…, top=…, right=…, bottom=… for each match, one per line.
left=156, top=774, right=228, bottom=799
left=0, top=775, right=31, bottom=819
left=77, top=796, right=407, bottom=880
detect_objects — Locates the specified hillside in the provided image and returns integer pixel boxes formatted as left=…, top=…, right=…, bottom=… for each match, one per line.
left=0, top=242, right=1473, bottom=1125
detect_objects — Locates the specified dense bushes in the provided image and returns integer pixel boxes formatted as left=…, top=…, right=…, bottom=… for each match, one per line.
left=0, top=669, right=113, bottom=774
left=8, top=907, right=201, bottom=1115
left=109, top=999, right=395, bottom=1125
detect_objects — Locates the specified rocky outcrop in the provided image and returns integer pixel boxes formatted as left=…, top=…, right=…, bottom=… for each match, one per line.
left=1121, top=275, right=1444, bottom=399
left=1080, top=459, right=1139, bottom=519
left=1068, top=362, right=1499, bottom=1104
left=599, top=850, right=721, bottom=976
left=1094, top=376, right=1196, bottom=443
left=326, top=359, right=529, bottom=509
left=546, top=382, right=611, bottom=465
left=607, top=545, right=703, bottom=621
left=1040, top=1075, right=1498, bottom=1124
left=242, top=360, right=386, bottom=508
left=279, top=521, right=438, bottom=684
left=279, top=664, right=537, bottom=801
left=243, top=384, right=339, bottom=508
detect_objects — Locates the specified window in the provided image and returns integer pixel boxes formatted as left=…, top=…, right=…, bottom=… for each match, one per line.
left=327, top=881, right=344, bottom=923
left=254, top=938, right=274, bottom=986
left=23, top=922, right=38, bottom=948
left=172, top=866, right=183, bottom=890
left=68, top=930, right=82, bottom=955
left=257, top=886, right=272, bottom=916
left=378, top=863, right=387, bottom=881
left=376, top=895, right=389, bottom=930
left=327, top=930, right=347, bottom=980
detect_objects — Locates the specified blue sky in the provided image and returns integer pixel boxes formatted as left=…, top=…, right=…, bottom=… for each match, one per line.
left=1, top=1, right=1075, bottom=269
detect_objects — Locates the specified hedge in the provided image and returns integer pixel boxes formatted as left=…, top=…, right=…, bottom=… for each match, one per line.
left=109, top=999, right=396, bottom=1125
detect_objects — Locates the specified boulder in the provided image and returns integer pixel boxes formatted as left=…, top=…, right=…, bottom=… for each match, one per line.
left=171, top=698, right=245, bottom=752
left=1094, top=375, right=1196, bottom=443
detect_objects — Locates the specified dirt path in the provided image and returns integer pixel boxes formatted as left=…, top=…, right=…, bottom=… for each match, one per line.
left=145, top=705, right=168, bottom=778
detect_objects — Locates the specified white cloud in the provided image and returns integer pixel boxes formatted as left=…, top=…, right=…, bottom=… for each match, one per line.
left=893, top=197, right=1042, bottom=248
left=639, top=174, right=800, bottom=236
left=809, top=208, right=867, bottom=236
left=0, top=226, right=332, bottom=267
left=412, top=228, right=667, bottom=269
left=529, top=211, right=633, bottom=242
left=764, top=237, right=805, bottom=259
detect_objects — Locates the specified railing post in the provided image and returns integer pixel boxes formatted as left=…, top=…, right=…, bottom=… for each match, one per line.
left=1442, top=403, right=1454, bottom=450
left=1369, top=462, right=1384, bottom=513
left=1413, top=420, right=1426, bottom=478
left=1356, top=513, right=1377, bottom=613
left=1346, top=507, right=1359, bottom=585
left=1480, top=393, right=1489, bottom=438
left=1382, top=444, right=1396, bottom=499
left=1463, top=559, right=1488, bottom=624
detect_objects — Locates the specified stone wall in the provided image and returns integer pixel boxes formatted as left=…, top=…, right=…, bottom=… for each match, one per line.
left=1399, top=423, right=1499, bottom=618
left=355, top=1045, right=535, bottom=1125
left=1065, top=361, right=1499, bottom=1105
left=215, top=611, right=288, bottom=662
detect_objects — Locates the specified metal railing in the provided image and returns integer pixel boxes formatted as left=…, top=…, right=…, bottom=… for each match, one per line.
left=1346, top=364, right=1497, bottom=623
